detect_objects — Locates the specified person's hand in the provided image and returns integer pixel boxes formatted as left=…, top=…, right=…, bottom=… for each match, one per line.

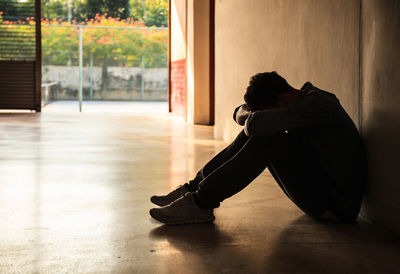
left=235, top=104, right=252, bottom=126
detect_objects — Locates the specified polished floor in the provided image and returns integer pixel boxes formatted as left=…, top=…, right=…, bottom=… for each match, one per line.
left=0, top=102, right=399, bottom=273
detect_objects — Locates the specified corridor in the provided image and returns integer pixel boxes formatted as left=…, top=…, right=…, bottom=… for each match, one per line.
left=0, top=105, right=399, bottom=273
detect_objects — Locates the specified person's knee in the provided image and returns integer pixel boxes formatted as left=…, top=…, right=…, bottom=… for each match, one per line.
left=246, top=133, right=288, bottom=156
left=235, top=129, right=250, bottom=142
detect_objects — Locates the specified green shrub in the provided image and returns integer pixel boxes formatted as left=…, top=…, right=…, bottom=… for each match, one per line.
left=40, top=14, right=168, bottom=67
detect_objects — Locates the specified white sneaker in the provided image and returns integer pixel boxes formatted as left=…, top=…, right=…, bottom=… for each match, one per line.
left=150, top=193, right=215, bottom=225
left=150, top=185, right=189, bottom=206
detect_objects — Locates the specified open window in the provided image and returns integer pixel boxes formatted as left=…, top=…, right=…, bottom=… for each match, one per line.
left=0, top=0, right=41, bottom=111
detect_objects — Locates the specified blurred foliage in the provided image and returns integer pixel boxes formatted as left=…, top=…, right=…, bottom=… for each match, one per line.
left=40, top=15, right=168, bottom=67
left=0, top=0, right=168, bottom=66
left=42, top=0, right=130, bottom=21
left=41, top=0, right=68, bottom=20
left=130, top=0, right=167, bottom=27
left=41, top=0, right=168, bottom=27
left=85, top=0, right=130, bottom=20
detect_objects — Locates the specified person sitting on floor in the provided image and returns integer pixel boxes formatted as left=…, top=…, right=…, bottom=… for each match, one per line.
left=149, top=71, right=366, bottom=225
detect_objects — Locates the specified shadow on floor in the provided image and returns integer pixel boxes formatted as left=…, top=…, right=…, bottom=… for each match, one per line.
left=150, top=223, right=235, bottom=246
left=149, top=216, right=400, bottom=273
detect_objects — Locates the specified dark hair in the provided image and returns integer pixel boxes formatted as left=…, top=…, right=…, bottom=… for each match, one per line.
left=244, top=71, right=292, bottom=111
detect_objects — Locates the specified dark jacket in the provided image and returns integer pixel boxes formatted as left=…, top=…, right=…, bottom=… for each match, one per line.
left=235, top=82, right=366, bottom=220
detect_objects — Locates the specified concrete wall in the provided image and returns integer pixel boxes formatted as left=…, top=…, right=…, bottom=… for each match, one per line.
left=42, top=66, right=168, bottom=100
left=360, top=0, right=400, bottom=234
left=215, top=0, right=360, bottom=142
left=213, top=0, right=400, bottom=234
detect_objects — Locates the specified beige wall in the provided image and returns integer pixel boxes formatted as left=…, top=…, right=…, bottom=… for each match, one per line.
left=170, top=0, right=188, bottom=117
left=215, top=0, right=360, bottom=142
left=186, top=0, right=194, bottom=121
left=186, top=0, right=211, bottom=124
left=360, top=0, right=400, bottom=234
left=170, top=0, right=187, bottom=61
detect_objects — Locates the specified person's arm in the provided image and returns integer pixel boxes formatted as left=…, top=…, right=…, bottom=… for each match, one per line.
left=244, top=91, right=336, bottom=137
left=233, top=104, right=252, bottom=126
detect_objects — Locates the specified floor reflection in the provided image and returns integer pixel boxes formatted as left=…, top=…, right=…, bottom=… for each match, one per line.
left=1, top=106, right=399, bottom=273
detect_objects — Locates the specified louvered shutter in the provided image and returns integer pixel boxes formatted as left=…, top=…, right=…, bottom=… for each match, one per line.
left=0, top=0, right=41, bottom=111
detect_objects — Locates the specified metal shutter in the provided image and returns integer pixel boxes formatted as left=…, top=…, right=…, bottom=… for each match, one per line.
left=0, top=0, right=41, bottom=111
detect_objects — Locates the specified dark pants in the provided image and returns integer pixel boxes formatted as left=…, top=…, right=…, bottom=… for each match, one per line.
left=186, top=130, right=335, bottom=220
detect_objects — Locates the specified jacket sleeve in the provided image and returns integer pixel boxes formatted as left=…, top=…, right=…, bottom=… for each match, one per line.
left=245, top=91, right=336, bottom=137
left=233, top=104, right=246, bottom=125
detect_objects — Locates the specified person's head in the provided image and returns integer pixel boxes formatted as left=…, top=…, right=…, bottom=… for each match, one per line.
left=244, top=71, right=294, bottom=111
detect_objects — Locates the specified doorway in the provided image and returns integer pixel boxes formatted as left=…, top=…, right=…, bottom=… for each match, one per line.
left=41, top=0, right=169, bottom=113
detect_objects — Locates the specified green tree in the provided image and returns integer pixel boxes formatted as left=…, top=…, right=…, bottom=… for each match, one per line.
left=40, top=0, right=168, bottom=26
left=130, top=0, right=168, bottom=27
left=42, top=0, right=130, bottom=22
left=86, top=0, right=130, bottom=19
left=41, top=0, right=67, bottom=19
left=71, top=0, right=87, bottom=22
left=41, top=16, right=168, bottom=68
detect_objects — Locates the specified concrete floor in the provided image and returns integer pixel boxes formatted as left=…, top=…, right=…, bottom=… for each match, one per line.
left=0, top=102, right=399, bottom=273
